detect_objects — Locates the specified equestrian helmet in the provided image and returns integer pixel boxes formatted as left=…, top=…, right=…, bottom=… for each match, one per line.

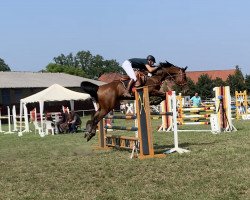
left=147, top=55, right=156, bottom=63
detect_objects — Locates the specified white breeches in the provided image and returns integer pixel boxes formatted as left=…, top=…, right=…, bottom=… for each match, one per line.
left=121, top=60, right=137, bottom=81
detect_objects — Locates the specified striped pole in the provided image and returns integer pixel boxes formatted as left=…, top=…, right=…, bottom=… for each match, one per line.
left=104, top=115, right=137, bottom=120
left=182, top=114, right=210, bottom=118
left=105, top=125, right=138, bottom=131
left=178, top=121, right=210, bottom=125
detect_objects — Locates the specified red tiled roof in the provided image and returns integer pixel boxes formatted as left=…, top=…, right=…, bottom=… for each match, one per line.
left=98, top=69, right=236, bottom=83
left=186, top=69, right=236, bottom=83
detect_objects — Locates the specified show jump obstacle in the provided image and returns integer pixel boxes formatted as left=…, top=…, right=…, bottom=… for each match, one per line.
left=213, top=86, right=236, bottom=132
left=0, top=106, right=20, bottom=134
left=235, top=90, right=250, bottom=120
left=159, top=86, right=236, bottom=133
left=98, top=87, right=189, bottom=159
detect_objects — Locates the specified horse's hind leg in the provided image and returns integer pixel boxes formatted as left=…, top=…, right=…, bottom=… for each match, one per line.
left=84, top=120, right=93, bottom=137
left=84, top=111, right=97, bottom=139
left=85, top=109, right=108, bottom=142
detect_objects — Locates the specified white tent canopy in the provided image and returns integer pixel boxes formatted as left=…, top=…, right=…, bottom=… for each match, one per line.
left=21, top=83, right=90, bottom=103
left=19, top=84, right=91, bottom=135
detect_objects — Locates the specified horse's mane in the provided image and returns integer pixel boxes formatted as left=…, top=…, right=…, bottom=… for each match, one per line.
left=158, top=61, right=188, bottom=71
left=158, top=61, right=176, bottom=68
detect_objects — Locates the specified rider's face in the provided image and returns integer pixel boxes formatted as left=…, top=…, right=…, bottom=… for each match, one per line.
left=148, top=60, right=155, bottom=66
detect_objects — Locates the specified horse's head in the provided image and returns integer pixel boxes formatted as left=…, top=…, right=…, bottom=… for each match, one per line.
left=156, top=61, right=188, bottom=86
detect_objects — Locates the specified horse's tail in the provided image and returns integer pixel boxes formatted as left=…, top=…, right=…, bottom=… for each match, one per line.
left=81, top=81, right=99, bottom=100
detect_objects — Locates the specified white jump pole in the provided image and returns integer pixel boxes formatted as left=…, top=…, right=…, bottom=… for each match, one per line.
left=12, top=105, right=18, bottom=132
left=165, top=91, right=190, bottom=154
left=24, top=104, right=30, bottom=132
left=130, top=100, right=139, bottom=159
left=4, top=106, right=14, bottom=134
left=0, top=108, right=3, bottom=133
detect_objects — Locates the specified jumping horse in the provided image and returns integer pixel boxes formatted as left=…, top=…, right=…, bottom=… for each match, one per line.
left=81, top=62, right=188, bottom=141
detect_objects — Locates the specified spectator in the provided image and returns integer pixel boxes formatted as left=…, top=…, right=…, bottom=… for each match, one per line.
left=189, top=92, right=203, bottom=107
left=56, top=109, right=69, bottom=133
left=68, top=111, right=82, bottom=133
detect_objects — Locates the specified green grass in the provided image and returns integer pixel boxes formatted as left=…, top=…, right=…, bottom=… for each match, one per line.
left=0, top=118, right=249, bottom=200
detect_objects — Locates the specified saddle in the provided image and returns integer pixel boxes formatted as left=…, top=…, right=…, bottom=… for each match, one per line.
left=120, top=71, right=147, bottom=87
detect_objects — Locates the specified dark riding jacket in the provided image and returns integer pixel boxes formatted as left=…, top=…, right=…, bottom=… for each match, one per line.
left=128, top=58, right=148, bottom=71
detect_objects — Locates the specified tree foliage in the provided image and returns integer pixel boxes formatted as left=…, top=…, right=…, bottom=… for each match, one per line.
left=171, top=66, right=248, bottom=99
left=172, top=77, right=196, bottom=96
left=0, top=58, right=11, bottom=71
left=213, top=77, right=226, bottom=87
left=46, top=50, right=124, bottom=79
left=226, top=66, right=245, bottom=95
left=196, top=74, right=214, bottom=99
left=245, top=74, right=250, bottom=93
left=46, top=63, right=86, bottom=77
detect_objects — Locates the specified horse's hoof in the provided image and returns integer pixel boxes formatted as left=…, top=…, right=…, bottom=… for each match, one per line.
left=86, top=132, right=96, bottom=142
left=84, top=132, right=90, bottom=138
left=86, top=135, right=93, bottom=142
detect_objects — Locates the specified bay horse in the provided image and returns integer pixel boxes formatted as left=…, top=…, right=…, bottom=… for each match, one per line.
left=81, top=62, right=187, bottom=141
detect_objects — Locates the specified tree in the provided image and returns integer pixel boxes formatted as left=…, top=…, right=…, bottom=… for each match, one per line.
left=196, top=74, right=214, bottom=99
left=245, top=74, right=250, bottom=93
left=213, top=77, right=226, bottom=87
left=226, top=66, right=245, bottom=95
left=172, top=77, right=196, bottom=96
left=74, top=51, right=123, bottom=78
left=0, top=58, right=11, bottom=71
left=46, top=63, right=86, bottom=77
left=185, top=77, right=197, bottom=96
left=46, top=50, right=123, bottom=79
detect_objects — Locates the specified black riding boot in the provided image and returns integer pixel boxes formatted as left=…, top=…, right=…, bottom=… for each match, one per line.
left=123, top=79, right=135, bottom=98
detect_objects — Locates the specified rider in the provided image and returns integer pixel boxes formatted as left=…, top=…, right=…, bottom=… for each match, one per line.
left=121, top=55, right=159, bottom=97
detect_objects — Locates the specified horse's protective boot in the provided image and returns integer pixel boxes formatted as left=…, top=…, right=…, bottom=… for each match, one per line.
left=123, top=79, right=135, bottom=98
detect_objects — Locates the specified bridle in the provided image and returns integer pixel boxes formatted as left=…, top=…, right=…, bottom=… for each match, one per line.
left=165, top=68, right=186, bottom=86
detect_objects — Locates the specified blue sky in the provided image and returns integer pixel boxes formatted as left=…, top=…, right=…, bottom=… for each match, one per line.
left=0, top=0, right=249, bottom=75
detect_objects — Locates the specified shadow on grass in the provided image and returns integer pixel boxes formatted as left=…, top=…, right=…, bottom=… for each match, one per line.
left=154, top=141, right=218, bottom=154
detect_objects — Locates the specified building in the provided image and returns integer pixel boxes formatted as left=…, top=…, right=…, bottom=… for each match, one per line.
left=186, top=69, right=236, bottom=83
left=0, top=71, right=105, bottom=114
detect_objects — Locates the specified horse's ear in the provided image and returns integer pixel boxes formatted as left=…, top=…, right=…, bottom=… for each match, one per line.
left=165, top=60, right=171, bottom=65
left=160, top=62, right=171, bottom=68
left=184, top=66, right=188, bottom=71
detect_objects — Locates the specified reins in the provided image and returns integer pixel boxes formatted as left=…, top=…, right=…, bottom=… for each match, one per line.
left=164, top=68, right=186, bottom=86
